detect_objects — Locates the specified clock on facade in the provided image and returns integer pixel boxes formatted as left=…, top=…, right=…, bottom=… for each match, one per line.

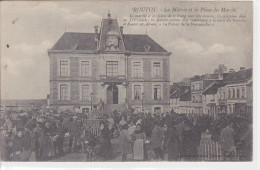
left=106, top=30, right=119, bottom=51
left=108, top=36, right=118, bottom=47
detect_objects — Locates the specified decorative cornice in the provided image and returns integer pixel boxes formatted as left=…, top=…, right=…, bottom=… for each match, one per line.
left=47, top=49, right=172, bottom=56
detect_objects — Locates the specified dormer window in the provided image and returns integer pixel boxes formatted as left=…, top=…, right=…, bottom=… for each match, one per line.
left=144, top=45, right=150, bottom=52
left=71, top=44, right=78, bottom=50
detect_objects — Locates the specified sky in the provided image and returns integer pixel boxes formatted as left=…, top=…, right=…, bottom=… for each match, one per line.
left=0, top=1, right=253, bottom=99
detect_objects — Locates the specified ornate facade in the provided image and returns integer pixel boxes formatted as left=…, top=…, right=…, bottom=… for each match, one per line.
left=48, top=13, right=171, bottom=114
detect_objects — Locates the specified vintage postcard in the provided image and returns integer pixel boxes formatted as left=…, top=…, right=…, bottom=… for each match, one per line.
left=0, top=0, right=254, bottom=166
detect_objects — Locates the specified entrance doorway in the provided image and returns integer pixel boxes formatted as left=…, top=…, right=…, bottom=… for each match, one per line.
left=107, top=84, right=118, bottom=104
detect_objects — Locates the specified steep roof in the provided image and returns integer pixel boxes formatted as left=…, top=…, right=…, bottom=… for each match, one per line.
left=223, top=68, right=252, bottom=83
left=170, top=85, right=181, bottom=99
left=50, top=32, right=168, bottom=53
left=202, top=81, right=226, bottom=95
left=203, top=79, right=217, bottom=90
left=170, top=84, right=191, bottom=100
left=190, top=74, right=220, bottom=82
left=189, top=75, right=202, bottom=82
left=180, top=89, right=191, bottom=101
left=50, top=14, right=168, bottom=53
left=51, top=32, right=97, bottom=51
left=123, top=34, right=167, bottom=52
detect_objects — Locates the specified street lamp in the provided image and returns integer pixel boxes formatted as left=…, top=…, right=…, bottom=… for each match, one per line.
left=90, top=92, right=94, bottom=111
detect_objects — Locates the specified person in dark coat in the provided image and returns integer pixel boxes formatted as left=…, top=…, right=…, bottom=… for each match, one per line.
left=11, top=130, right=27, bottom=161
left=189, top=120, right=201, bottom=160
left=238, top=124, right=252, bottom=161
left=42, top=122, right=55, bottom=160
left=141, top=113, right=154, bottom=138
left=174, top=119, right=185, bottom=157
left=53, top=122, right=66, bottom=157
left=99, top=122, right=112, bottom=161
left=68, top=116, right=80, bottom=152
left=164, top=121, right=179, bottom=161
left=32, top=122, right=44, bottom=160
left=182, top=121, right=194, bottom=160
left=15, top=116, right=26, bottom=131
left=22, top=127, right=32, bottom=161
left=113, top=111, right=120, bottom=126
left=151, top=120, right=164, bottom=160
left=0, top=128, right=11, bottom=161
left=26, top=115, right=37, bottom=130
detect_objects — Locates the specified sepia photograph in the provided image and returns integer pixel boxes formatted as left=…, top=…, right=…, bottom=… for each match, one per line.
left=0, top=0, right=255, bottom=165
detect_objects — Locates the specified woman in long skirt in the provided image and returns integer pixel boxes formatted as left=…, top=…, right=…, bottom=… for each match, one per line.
left=100, top=122, right=112, bottom=161
left=133, top=124, right=146, bottom=161
left=119, top=124, right=131, bottom=161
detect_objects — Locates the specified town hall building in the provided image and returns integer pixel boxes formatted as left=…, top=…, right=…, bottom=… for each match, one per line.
left=48, top=12, right=171, bottom=114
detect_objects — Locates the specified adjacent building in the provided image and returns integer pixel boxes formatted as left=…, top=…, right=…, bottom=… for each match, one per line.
left=171, top=68, right=253, bottom=117
left=1, top=99, right=47, bottom=113
left=48, top=12, right=171, bottom=114
left=223, top=68, right=252, bottom=114
left=190, top=74, right=222, bottom=115
left=202, top=81, right=225, bottom=118
left=170, top=83, right=191, bottom=114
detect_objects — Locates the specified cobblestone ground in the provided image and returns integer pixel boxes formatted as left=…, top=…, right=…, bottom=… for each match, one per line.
left=51, top=138, right=130, bottom=162
left=51, top=152, right=169, bottom=162
left=51, top=152, right=123, bottom=162
left=51, top=137, right=170, bottom=162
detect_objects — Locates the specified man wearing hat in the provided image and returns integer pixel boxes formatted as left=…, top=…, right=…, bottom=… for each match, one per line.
left=68, top=116, right=80, bottom=152
left=89, top=106, right=98, bottom=119
left=53, top=121, right=66, bottom=157
left=33, top=122, right=44, bottom=160
left=0, top=126, right=11, bottom=161
left=2, top=115, right=13, bottom=133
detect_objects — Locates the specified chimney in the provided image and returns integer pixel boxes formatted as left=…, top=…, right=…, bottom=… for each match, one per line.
left=229, top=68, right=235, bottom=73
left=240, top=67, right=245, bottom=71
left=120, top=26, right=123, bottom=35
left=94, top=25, right=98, bottom=41
left=108, top=10, right=111, bottom=19
left=108, top=10, right=112, bottom=24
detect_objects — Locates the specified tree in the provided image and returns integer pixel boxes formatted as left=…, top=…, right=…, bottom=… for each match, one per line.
left=214, top=64, right=227, bottom=74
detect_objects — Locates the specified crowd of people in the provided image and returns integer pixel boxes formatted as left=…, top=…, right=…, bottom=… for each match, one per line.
left=0, top=106, right=252, bottom=162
